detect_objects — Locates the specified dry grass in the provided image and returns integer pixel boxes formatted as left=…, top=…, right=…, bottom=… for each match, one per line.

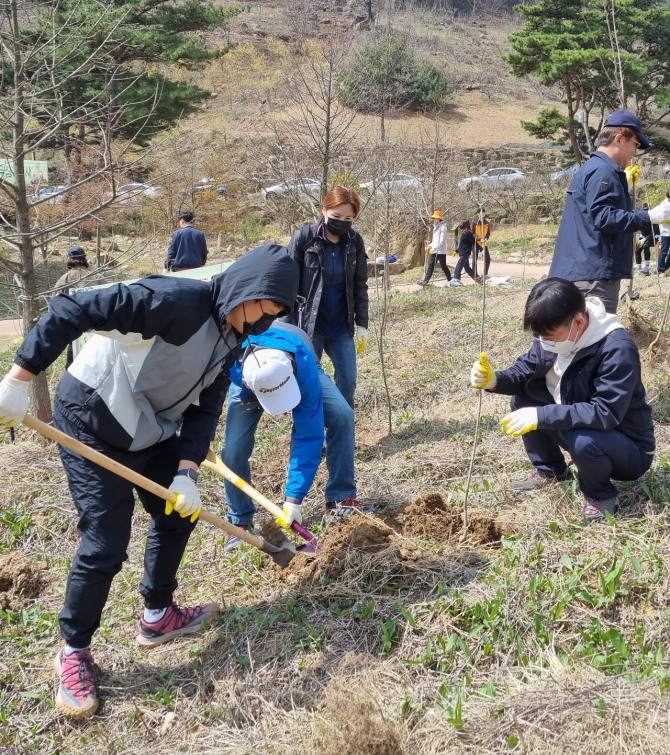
left=3, top=275, right=670, bottom=753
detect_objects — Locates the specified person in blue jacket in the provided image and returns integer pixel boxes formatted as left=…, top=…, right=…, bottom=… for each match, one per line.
left=165, top=211, right=208, bottom=271
left=0, top=244, right=297, bottom=718
left=470, top=278, right=654, bottom=524
left=221, top=322, right=360, bottom=547
left=549, top=110, right=670, bottom=314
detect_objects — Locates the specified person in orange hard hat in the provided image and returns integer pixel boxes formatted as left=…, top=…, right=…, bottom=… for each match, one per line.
left=418, top=210, right=452, bottom=286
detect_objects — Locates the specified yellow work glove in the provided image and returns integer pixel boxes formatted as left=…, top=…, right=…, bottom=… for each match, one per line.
left=500, top=408, right=539, bottom=437
left=470, top=351, right=497, bottom=390
left=624, top=164, right=640, bottom=189
left=356, top=325, right=368, bottom=354
left=165, top=474, right=201, bottom=523
left=275, top=501, right=302, bottom=529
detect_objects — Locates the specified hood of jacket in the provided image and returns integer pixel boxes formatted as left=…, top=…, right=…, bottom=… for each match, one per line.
left=210, top=244, right=298, bottom=332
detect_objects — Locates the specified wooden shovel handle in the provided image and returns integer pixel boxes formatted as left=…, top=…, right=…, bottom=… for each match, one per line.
left=203, top=450, right=316, bottom=543
left=22, top=413, right=268, bottom=551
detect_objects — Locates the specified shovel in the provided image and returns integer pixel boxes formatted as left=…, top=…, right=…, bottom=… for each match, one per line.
left=202, top=450, right=321, bottom=554
left=22, top=414, right=298, bottom=568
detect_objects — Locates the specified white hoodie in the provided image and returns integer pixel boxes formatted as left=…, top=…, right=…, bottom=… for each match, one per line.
left=429, top=221, right=448, bottom=254
left=544, top=297, right=624, bottom=404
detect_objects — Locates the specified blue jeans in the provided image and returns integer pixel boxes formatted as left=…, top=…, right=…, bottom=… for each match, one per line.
left=659, top=236, right=670, bottom=273
left=222, top=368, right=356, bottom=525
left=311, top=330, right=357, bottom=409
left=511, top=394, right=653, bottom=499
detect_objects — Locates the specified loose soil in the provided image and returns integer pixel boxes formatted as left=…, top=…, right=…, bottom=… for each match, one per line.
left=273, top=493, right=512, bottom=583
left=400, top=492, right=510, bottom=545
left=0, top=551, right=45, bottom=611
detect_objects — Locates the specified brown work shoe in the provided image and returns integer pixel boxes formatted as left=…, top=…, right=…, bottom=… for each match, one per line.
left=509, top=469, right=573, bottom=492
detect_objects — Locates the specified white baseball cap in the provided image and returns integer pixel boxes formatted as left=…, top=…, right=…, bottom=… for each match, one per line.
left=242, top=348, right=301, bottom=415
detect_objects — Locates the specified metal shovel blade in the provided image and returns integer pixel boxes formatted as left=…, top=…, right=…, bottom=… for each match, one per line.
left=260, top=538, right=299, bottom=568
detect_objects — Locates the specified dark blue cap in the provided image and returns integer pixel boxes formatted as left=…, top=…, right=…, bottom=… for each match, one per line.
left=603, top=110, right=652, bottom=149
left=67, top=245, right=87, bottom=261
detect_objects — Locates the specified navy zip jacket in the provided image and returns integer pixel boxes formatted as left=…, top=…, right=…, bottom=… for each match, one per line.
left=15, top=245, right=298, bottom=461
left=492, top=330, right=654, bottom=452
left=549, top=151, right=651, bottom=281
left=165, top=225, right=208, bottom=270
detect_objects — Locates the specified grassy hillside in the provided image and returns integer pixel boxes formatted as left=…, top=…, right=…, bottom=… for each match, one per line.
left=3, top=275, right=670, bottom=753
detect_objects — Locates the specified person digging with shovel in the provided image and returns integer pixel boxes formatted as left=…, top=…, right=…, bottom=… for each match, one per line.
left=0, top=244, right=298, bottom=719
left=221, top=321, right=364, bottom=551
left=469, top=278, right=654, bottom=524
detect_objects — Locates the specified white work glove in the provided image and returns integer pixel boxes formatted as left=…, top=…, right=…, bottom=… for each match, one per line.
left=356, top=325, right=368, bottom=354
left=165, top=475, right=202, bottom=523
left=648, top=199, right=670, bottom=225
left=276, top=501, right=302, bottom=529
left=500, top=407, right=539, bottom=437
left=0, top=374, right=30, bottom=427
left=470, top=351, right=497, bottom=390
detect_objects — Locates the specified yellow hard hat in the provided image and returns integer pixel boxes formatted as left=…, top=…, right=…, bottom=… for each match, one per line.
left=431, top=210, right=444, bottom=220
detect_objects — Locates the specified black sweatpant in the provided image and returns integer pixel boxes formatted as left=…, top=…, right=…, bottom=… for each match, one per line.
left=54, top=403, right=197, bottom=648
left=453, top=252, right=476, bottom=281
left=422, top=253, right=451, bottom=283
left=475, top=244, right=491, bottom=275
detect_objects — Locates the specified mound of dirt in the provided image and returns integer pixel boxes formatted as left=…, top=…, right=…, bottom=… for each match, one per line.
left=276, top=518, right=397, bottom=583
left=399, top=493, right=510, bottom=545
left=0, top=552, right=45, bottom=611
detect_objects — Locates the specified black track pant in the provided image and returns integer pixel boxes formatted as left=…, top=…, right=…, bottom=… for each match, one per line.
left=54, top=403, right=197, bottom=648
left=422, top=253, right=451, bottom=283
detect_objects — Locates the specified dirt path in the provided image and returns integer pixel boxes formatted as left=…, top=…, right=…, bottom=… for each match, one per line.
left=384, top=259, right=550, bottom=294
left=0, top=261, right=551, bottom=350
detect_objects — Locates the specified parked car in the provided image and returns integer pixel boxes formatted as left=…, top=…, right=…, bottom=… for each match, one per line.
left=550, top=163, right=580, bottom=183
left=116, top=182, right=161, bottom=201
left=458, top=167, right=526, bottom=192
left=261, top=178, right=321, bottom=200
left=360, top=173, right=422, bottom=193
left=35, top=185, right=67, bottom=204
left=193, top=178, right=227, bottom=198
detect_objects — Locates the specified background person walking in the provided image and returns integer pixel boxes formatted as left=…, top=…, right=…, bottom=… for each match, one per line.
left=165, top=212, right=208, bottom=272
left=474, top=208, right=492, bottom=277
left=449, top=220, right=480, bottom=286
left=418, top=210, right=451, bottom=286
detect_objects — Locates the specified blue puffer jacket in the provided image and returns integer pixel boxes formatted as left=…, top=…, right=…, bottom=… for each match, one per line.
left=492, top=330, right=655, bottom=452
left=229, top=323, right=324, bottom=502
left=549, top=151, right=651, bottom=281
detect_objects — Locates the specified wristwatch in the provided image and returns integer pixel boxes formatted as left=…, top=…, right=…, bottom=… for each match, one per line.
left=175, top=468, right=199, bottom=482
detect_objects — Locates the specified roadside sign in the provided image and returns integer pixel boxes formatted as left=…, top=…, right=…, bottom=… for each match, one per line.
left=0, top=159, right=49, bottom=185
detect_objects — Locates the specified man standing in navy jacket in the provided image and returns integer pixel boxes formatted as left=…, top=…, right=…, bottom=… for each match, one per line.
left=549, top=110, right=670, bottom=313
left=165, top=211, right=208, bottom=271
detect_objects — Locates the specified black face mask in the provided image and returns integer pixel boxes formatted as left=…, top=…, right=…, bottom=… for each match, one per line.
left=242, top=311, right=276, bottom=336
left=325, top=218, right=353, bottom=236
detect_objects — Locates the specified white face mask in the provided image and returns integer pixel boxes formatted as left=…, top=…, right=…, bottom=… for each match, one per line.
left=539, top=318, right=579, bottom=357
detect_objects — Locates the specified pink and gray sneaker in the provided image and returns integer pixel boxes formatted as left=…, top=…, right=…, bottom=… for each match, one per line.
left=136, top=602, right=219, bottom=648
left=54, top=647, right=99, bottom=718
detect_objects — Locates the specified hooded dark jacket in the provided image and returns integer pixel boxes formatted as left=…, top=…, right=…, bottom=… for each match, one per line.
left=493, top=330, right=654, bottom=452
left=15, top=244, right=298, bottom=460
left=287, top=221, right=368, bottom=339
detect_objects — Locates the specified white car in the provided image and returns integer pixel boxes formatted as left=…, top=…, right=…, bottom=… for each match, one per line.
left=458, top=167, right=526, bottom=192
left=116, top=182, right=161, bottom=201
left=360, top=173, right=422, bottom=193
left=550, top=163, right=580, bottom=183
left=261, top=179, right=321, bottom=200
left=35, top=185, right=68, bottom=204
